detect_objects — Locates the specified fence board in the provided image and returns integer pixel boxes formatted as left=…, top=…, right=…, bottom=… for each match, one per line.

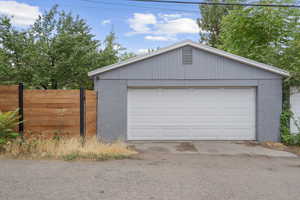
left=86, top=91, right=97, bottom=137
left=0, top=85, right=18, bottom=112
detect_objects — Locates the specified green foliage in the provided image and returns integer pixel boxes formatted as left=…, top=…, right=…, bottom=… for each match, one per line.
left=0, top=5, right=130, bottom=89
left=0, top=109, right=20, bottom=145
left=280, top=109, right=292, bottom=137
left=99, top=31, right=123, bottom=66
left=280, top=109, right=300, bottom=146
left=279, top=32, right=300, bottom=85
left=282, top=132, right=300, bottom=146
left=0, top=17, right=32, bottom=85
left=218, top=0, right=300, bottom=78
left=197, top=0, right=242, bottom=47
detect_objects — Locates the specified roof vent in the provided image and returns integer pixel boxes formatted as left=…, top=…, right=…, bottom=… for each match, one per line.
left=182, top=46, right=193, bottom=65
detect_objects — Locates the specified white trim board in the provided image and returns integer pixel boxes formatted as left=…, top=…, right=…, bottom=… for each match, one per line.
left=88, top=40, right=289, bottom=77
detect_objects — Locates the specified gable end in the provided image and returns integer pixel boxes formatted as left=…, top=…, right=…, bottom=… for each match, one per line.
left=88, top=40, right=289, bottom=78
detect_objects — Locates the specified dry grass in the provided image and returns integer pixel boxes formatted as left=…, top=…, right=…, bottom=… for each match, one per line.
left=261, top=141, right=300, bottom=156
left=0, top=136, right=137, bottom=161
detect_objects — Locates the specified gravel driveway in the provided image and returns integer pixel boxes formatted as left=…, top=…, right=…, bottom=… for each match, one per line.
left=1, top=147, right=300, bottom=200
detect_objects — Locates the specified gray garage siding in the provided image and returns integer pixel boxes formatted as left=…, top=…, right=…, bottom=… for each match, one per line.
left=98, top=47, right=281, bottom=80
left=94, top=46, right=283, bottom=142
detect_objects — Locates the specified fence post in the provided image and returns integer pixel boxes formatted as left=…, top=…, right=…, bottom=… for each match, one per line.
left=80, top=88, right=86, bottom=138
left=18, top=83, right=24, bottom=136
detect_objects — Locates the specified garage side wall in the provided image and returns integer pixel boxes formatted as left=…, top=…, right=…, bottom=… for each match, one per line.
left=257, top=79, right=282, bottom=141
left=94, top=46, right=283, bottom=142
left=95, top=80, right=127, bottom=141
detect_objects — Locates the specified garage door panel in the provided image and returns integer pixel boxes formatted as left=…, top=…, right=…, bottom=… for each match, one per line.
left=129, top=123, right=254, bottom=129
left=129, top=109, right=252, bottom=117
left=128, top=129, right=255, bottom=140
left=127, top=88, right=256, bottom=140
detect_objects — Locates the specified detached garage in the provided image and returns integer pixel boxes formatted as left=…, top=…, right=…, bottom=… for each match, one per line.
left=88, top=40, right=289, bottom=142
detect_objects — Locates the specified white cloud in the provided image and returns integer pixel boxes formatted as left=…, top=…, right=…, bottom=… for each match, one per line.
left=161, top=14, right=182, bottom=18
left=0, top=1, right=41, bottom=26
left=156, top=18, right=199, bottom=35
left=158, top=13, right=182, bottom=22
left=127, top=13, right=199, bottom=40
left=101, top=19, right=111, bottom=25
left=128, top=13, right=156, bottom=34
left=145, top=35, right=174, bottom=41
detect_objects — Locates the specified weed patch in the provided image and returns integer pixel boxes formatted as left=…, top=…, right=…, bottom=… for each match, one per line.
left=0, top=136, right=136, bottom=161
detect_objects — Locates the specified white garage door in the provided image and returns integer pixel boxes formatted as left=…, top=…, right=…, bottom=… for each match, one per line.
left=127, top=87, right=256, bottom=140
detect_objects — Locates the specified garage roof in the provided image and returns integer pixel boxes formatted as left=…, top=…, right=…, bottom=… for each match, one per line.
left=88, top=40, right=289, bottom=77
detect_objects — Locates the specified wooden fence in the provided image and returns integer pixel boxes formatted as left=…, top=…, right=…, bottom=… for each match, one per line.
left=0, top=84, right=97, bottom=138
left=0, top=85, right=19, bottom=112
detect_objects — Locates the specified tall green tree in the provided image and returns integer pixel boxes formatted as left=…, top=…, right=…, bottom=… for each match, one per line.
left=218, top=0, right=300, bottom=80
left=279, top=30, right=300, bottom=85
left=99, top=31, right=123, bottom=66
left=197, top=0, right=240, bottom=47
left=0, top=17, right=33, bottom=85
left=30, top=6, right=102, bottom=89
left=0, top=5, right=125, bottom=89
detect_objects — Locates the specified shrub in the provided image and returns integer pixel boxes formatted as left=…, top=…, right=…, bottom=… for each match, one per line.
left=282, top=132, right=300, bottom=146
left=280, top=109, right=300, bottom=146
left=0, top=109, right=20, bottom=146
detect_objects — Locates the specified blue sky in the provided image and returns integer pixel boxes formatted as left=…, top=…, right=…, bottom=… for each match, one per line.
left=0, top=0, right=201, bottom=53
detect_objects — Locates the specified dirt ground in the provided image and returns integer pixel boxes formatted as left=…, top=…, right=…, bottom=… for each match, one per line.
left=244, top=141, right=300, bottom=156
